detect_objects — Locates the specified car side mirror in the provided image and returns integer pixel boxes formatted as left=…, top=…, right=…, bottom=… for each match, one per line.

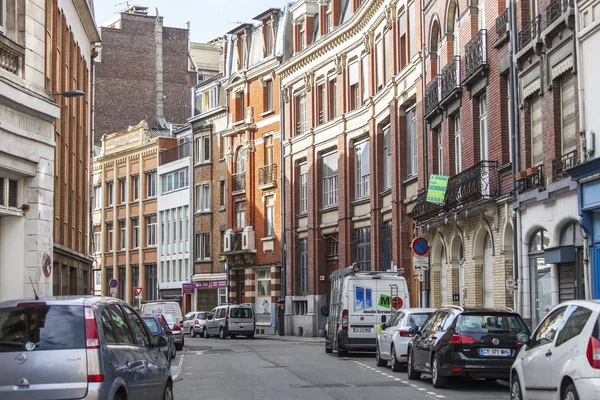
left=381, top=323, right=387, bottom=330
left=381, top=315, right=387, bottom=323
left=408, top=326, right=419, bottom=334
left=516, top=333, right=530, bottom=347
left=320, top=306, right=329, bottom=317
left=153, top=335, right=167, bottom=347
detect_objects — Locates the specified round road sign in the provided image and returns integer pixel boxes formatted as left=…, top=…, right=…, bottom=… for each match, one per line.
left=109, top=279, right=118, bottom=288
left=391, top=297, right=403, bottom=310
left=411, top=237, right=430, bottom=256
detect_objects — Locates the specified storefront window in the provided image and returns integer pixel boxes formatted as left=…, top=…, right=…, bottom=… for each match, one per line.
left=529, top=229, right=550, bottom=327
left=255, top=269, right=272, bottom=325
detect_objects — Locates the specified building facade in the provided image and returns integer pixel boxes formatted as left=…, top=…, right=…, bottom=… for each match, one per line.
left=279, top=0, right=423, bottom=336
left=92, top=121, right=175, bottom=304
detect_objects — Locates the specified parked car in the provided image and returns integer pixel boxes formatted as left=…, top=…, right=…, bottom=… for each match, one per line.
left=376, top=308, right=436, bottom=371
left=141, top=301, right=183, bottom=328
left=407, top=306, right=529, bottom=388
left=143, top=315, right=176, bottom=362
left=186, top=311, right=209, bottom=338
left=510, top=300, right=600, bottom=400
left=163, top=313, right=184, bottom=350
left=204, top=303, right=255, bottom=339
left=0, top=296, right=172, bottom=400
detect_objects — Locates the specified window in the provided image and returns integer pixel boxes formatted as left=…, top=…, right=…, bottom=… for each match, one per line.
left=361, top=55, right=369, bottom=103
left=94, top=186, right=101, bottom=209
left=556, top=306, right=593, bottom=347
left=376, top=38, right=384, bottom=88
left=317, top=82, right=326, bottom=124
left=355, top=228, right=371, bottom=271
left=184, top=206, right=190, bottom=252
left=532, top=307, right=567, bottom=348
left=265, top=135, right=274, bottom=166
left=328, top=77, right=337, bottom=119
left=196, top=233, right=211, bottom=260
left=300, top=28, right=305, bottom=50
left=0, top=1, right=6, bottom=35
left=326, top=6, right=333, bottom=32
left=264, top=23, right=273, bottom=55
left=161, top=168, right=189, bottom=194
left=107, top=182, right=114, bottom=206
left=479, top=94, right=488, bottom=160
left=295, top=93, right=307, bottom=135
left=477, top=1, right=485, bottom=31
left=355, top=140, right=370, bottom=200
left=107, top=222, right=114, bottom=251
left=265, top=196, right=275, bottom=237
left=119, top=221, right=126, bottom=250
left=299, top=162, right=308, bottom=214
left=298, top=239, right=308, bottom=295
left=146, top=172, right=157, bottom=198
left=105, top=306, right=134, bottom=345
left=349, top=61, right=359, bottom=110
left=146, top=215, right=157, bottom=246
left=146, top=264, right=157, bottom=300
left=132, top=176, right=139, bottom=201
left=0, top=177, right=18, bottom=208
left=408, top=1, right=416, bottom=59
left=454, top=116, right=462, bottom=173
left=322, top=152, right=338, bottom=207
left=383, top=128, right=392, bottom=191
left=256, top=269, right=271, bottom=297
left=354, top=286, right=373, bottom=310
left=265, top=80, right=273, bottom=112
left=219, top=181, right=225, bottom=207
left=122, top=306, right=151, bottom=347
left=531, top=95, right=543, bottom=166
left=196, top=184, right=211, bottom=212
left=119, top=180, right=126, bottom=204
left=94, top=227, right=102, bottom=254
left=235, top=201, right=246, bottom=228
left=236, top=92, right=245, bottom=122
left=561, top=74, right=577, bottom=155
left=118, top=266, right=126, bottom=299
left=381, top=221, right=392, bottom=270
left=399, top=11, right=407, bottom=70
left=132, top=218, right=139, bottom=249
left=203, top=136, right=210, bottom=163
left=407, top=107, right=418, bottom=177
left=437, top=131, right=444, bottom=175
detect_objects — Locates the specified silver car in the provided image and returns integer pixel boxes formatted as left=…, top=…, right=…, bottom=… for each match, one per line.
left=0, top=296, right=173, bottom=400
left=204, top=304, right=255, bottom=339
left=185, top=311, right=209, bottom=338
left=164, top=313, right=184, bottom=350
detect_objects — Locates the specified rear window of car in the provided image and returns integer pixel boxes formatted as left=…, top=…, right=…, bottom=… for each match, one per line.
left=407, top=313, right=431, bottom=327
left=197, top=312, right=208, bottom=320
left=230, top=308, right=253, bottom=318
left=456, top=313, right=528, bottom=334
left=0, top=304, right=85, bottom=352
left=143, top=317, right=160, bottom=334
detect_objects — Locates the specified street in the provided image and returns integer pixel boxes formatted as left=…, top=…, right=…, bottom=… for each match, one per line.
left=172, top=335, right=510, bottom=400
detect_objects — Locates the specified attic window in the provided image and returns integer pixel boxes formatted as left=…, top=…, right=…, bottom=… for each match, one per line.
left=264, top=22, right=273, bottom=56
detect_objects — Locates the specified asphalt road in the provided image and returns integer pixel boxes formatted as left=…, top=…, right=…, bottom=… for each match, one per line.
left=172, top=335, right=510, bottom=400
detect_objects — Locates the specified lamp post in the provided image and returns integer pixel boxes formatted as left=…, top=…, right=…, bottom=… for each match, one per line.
left=52, top=90, right=85, bottom=98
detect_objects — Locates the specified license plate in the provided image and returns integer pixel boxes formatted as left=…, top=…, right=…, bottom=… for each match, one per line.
left=352, top=327, right=371, bottom=333
left=479, top=348, right=511, bottom=357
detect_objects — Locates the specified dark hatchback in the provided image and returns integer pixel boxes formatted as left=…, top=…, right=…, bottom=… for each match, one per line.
left=142, top=315, right=176, bottom=363
left=407, top=306, right=530, bottom=388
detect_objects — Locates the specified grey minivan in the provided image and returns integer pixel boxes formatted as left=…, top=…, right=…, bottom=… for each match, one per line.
left=204, top=304, right=255, bottom=339
left=0, top=296, right=173, bottom=400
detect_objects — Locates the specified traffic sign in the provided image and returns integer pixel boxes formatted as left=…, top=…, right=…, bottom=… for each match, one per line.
left=413, top=254, right=430, bottom=270
left=391, top=297, right=403, bottom=310
left=418, top=271, right=425, bottom=282
left=411, top=237, right=430, bottom=256
left=134, top=287, right=143, bottom=296
left=109, top=287, right=117, bottom=297
left=109, top=279, right=118, bottom=288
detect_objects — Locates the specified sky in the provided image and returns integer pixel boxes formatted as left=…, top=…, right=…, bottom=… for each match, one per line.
left=94, top=0, right=291, bottom=43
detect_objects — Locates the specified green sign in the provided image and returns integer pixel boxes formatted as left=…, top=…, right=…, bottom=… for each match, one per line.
left=426, top=175, right=449, bottom=204
left=378, top=294, right=391, bottom=309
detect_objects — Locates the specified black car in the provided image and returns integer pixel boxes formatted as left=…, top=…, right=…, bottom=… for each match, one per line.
left=407, top=306, right=530, bottom=388
left=142, top=315, right=177, bottom=363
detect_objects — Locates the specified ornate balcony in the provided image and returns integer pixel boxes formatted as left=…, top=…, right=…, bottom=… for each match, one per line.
left=411, top=161, right=500, bottom=223
left=440, top=56, right=461, bottom=106
left=496, top=8, right=510, bottom=34
left=296, top=120, right=306, bottom=136
left=517, top=165, right=545, bottom=194
left=545, top=0, right=574, bottom=30
left=0, top=35, right=24, bottom=77
left=517, top=15, right=541, bottom=52
left=464, top=30, right=488, bottom=85
left=258, top=164, right=277, bottom=188
left=552, top=150, right=579, bottom=181
left=232, top=172, right=246, bottom=193
left=424, top=75, right=441, bottom=118
left=223, top=227, right=256, bottom=266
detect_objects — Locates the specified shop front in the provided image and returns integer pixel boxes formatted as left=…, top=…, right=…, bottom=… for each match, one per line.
left=190, top=278, right=228, bottom=312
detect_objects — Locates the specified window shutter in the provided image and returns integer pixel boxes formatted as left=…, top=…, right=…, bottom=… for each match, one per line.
left=561, top=74, right=577, bottom=154
left=349, top=61, right=359, bottom=86
left=531, top=96, right=543, bottom=166
left=361, top=56, right=369, bottom=101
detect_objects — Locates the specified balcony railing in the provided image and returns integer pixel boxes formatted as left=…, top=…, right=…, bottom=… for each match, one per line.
left=518, top=15, right=541, bottom=52
left=411, top=160, right=500, bottom=222
left=232, top=172, right=246, bottom=193
left=159, top=141, right=191, bottom=166
left=296, top=120, right=306, bottom=136
left=318, top=110, right=325, bottom=125
left=229, top=232, right=243, bottom=251
left=440, top=56, right=461, bottom=103
left=464, top=30, right=488, bottom=82
left=496, top=8, right=510, bottom=34
left=517, top=165, right=545, bottom=194
left=0, top=35, right=25, bottom=77
left=552, top=150, right=579, bottom=180
left=425, top=75, right=441, bottom=117
left=223, top=227, right=256, bottom=254
left=258, top=164, right=277, bottom=186
left=545, top=0, right=574, bottom=29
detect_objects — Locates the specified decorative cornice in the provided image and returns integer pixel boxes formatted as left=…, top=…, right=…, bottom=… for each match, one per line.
left=303, top=72, right=315, bottom=91
left=334, top=53, right=347, bottom=75
left=282, top=85, right=291, bottom=103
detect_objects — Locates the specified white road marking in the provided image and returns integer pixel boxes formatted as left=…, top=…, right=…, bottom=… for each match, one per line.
left=172, top=355, right=185, bottom=380
left=417, top=387, right=426, bottom=391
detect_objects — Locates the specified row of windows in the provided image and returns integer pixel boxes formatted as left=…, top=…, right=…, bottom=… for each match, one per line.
left=160, top=258, right=191, bottom=283
left=159, top=207, right=190, bottom=256
left=94, top=215, right=157, bottom=253
left=95, top=172, right=157, bottom=209
left=160, top=168, right=189, bottom=194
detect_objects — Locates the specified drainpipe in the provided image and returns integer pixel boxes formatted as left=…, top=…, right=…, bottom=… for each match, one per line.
left=420, top=0, right=430, bottom=308
left=279, top=74, right=286, bottom=336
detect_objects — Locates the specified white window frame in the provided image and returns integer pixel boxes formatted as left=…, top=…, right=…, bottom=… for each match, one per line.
left=119, top=220, right=126, bottom=250
left=355, top=139, right=370, bottom=200
left=146, top=172, right=157, bottom=198
left=146, top=215, right=157, bottom=247
left=132, top=176, right=139, bottom=201
left=161, top=168, right=189, bottom=194
left=107, top=182, right=114, bottom=206
left=322, top=151, right=339, bottom=207
left=265, top=79, right=274, bottom=112
left=265, top=196, right=275, bottom=237
left=407, top=106, right=418, bottom=177
left=94, top=229, right=102, bottom=254
left=256, top=269, right=272, bottom=297
left=195, top=183, right=211, bottom=213
left=119, top=179, right=126, bottom=204
left=132, top=218, right=139, bottom=249
left=455, top=116, right=462, bottom=173
left=349, top=61, right=359, bottom=110
left=235, top=201, right=246, bottom=228
left=299, top=162, right=308, bottom=214
left=94, top=185, right=102, bottom=210
left=376, top=37, right=384, bottom=89
left=479, top=94, right=489, bottom=160
left=107, top=222, right=114, bottom=252
left=437, top=131, right=444, bottom=175
left=361, top=55, right=369, bottom=103
left=196, top=232, right=211, bottom=261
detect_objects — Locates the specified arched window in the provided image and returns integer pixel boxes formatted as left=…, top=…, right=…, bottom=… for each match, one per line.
left=236, top=147, right=247, bottom=174
left=529, top=229, right=550, bottom=326
left=560, top=221, right=583, bottom=246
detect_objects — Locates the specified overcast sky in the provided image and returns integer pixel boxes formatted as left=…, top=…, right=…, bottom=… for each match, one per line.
left=94, top=0, right=290, bottom=43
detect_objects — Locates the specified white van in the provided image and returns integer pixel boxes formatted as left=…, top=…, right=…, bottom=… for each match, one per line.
left=325, top=265, right=410, bottom=356
left=140, top=301, right=183, bottom=326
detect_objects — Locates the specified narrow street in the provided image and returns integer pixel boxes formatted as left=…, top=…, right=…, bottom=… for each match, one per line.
left=172, top=336, right=510, bottom=400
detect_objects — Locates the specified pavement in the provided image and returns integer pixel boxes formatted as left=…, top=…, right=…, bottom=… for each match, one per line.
left=172, top=334, right=510, bottom=400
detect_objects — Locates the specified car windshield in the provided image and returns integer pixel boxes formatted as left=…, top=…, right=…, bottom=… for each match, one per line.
left=143, top=317, right=160, bottom=334
left=407, top=313, right=431, bottom=327
left=230, top=308, right=253, bottom=318
left=0, top=304, right=85, bottom=352
left=456, top=314, right=528, bottom=334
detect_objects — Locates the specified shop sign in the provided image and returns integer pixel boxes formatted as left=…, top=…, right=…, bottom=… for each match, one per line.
left=193, top=280, right=227, bottom=289
left=182, top=283, right=195, bottom=294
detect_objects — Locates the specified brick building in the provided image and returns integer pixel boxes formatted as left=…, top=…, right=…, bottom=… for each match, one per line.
left=279, top=0, right=423, bottom=336
left=93, top=6, right=200, bottom=143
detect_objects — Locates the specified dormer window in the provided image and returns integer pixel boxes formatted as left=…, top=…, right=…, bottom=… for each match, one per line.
left=300, top=27, right=305, bottom=50
left=264, top=22, right=273, bottom=56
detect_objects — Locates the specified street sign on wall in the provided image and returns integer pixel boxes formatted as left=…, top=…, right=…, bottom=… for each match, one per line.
left=411, top=237, right=430, bottom=256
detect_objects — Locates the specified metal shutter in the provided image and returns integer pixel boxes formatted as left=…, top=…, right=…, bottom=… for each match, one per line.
left=561, top=74, right=577, bottom=154
left=559, top=263, right=576, bottom=302
left=531, top=95, right=543, bottom=166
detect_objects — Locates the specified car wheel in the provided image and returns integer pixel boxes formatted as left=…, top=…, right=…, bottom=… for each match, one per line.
left=407, top=348, right=421, bottom=380
left=163, top=382, right=173, bottom=400
left=219, top=327, right=227, bottom=339
left=203, top=327, right=209, bottom=339
left=336, top=337, right=347, bottom=357
left=431, top=354, right=449, bottom=388
left=391, top=345, right=404, bottom=372
left=375, top=343, right=387, bottom=367
left=191, top=327, right=197, bottom=338
left=563, top=383, right=580, bottom=400
left=510, top=373, right=523, bottom=400
left=113, top=393, right=124, bottom=400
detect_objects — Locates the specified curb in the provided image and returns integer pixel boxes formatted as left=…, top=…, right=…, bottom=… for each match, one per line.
left=172, top=355, right=184, bottom=380
left=257, top=335, right=325, bottom=343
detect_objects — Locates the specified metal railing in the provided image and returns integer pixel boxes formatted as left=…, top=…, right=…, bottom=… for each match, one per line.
left=464, top=30, right=488, bottom=80
left=0, top=36, right=24, bottom=77
left=258, top=164, right=277, bottom=186
left=296, top=120, right=306, bottom=136
left=552, top=150, right=578, bottom=180
left=318, top=110, right=325, bottom=125
left=440, top=56, right=461, bottom=102
left=229, top=232, right=243, bottom=251
left=232, top=172, right=246, bottom=192
left=517, top=165, right=545, bottom=194
left=545, top=0, right=574, bottom=29
left=159, top=141, right=191, bottom=166
left=496, top=8, right=510, bottom=34
left=518, top=15, right=541, bottom=52
left=425, top=75, right=441, bottom=117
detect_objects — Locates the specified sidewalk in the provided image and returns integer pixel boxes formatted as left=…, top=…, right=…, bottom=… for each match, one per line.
left=257, top=334, right=325, bottom=343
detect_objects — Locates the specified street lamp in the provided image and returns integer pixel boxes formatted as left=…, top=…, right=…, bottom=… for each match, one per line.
left=52, top=90, right=85, bottom=98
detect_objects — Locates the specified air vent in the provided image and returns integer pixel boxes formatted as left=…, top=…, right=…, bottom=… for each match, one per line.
left=8, top=179, right=17, bottom=208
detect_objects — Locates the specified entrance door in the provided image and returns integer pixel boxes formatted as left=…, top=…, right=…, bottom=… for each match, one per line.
left=483, top=234, right=494, bottom=307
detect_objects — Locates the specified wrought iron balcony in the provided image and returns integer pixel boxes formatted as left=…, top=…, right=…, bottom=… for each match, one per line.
left=232, top=172, right=246, bottom=193
left=0, top=35, right=24, bottom=77
left=545, top=0, right=574, bottom=29
left=440, top=56, right=461, bottom=105
left=258, top=164, right=277, bottom=187
left=296, top=120, right=306, bottom=136
left=518, top=15, right=541, bottom=52
left=464, top=30, right=488, bottom=84
left=552, top=150, right=579, bottom=180
left=425, top=75, right=441, bottom=118
left=496, top=8, right=510, bottom=34
left=411, top=191, right=443, bottom=223
left=517, top=165, right=545, bottom=194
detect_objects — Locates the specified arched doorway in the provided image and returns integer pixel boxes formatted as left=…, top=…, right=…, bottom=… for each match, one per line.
left=530, top=229, right=551, bottom=326
left=483, top=233, right=494, bottom=307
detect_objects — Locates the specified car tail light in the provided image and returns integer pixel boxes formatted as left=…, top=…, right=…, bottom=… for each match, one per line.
left=172, top=324, right=181, bottom=332
left=195, top=320, right=200, bottom=325
left=451, top=367, right=463, bottom=372
left=226, top=310, right=229, bottom=326
left=586, top=336, right=600, bottom=369
left=342, top=309, right=348, bottom=331
left=449, top=334, right=475, bottom=344
left=85, top=307, right=100, bottom=349
left=88, top=375, right=104, bottom=383
left=179, top=320, right=184, bottom=328
left=399, top=329, right=415, bottom=337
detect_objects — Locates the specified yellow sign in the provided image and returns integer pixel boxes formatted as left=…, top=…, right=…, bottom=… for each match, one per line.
left=426, top=175, right=449, bottom=204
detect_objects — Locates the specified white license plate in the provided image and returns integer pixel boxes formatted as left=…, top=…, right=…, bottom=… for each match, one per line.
left=479, top=348, right=511, bottom=357
left=352, top=327, right=372, bottom=333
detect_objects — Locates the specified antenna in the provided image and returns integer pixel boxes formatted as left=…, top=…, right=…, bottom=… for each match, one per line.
left=114, top=1, right=131, bottom=8
left=28, top=276, right=39, bottom=300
